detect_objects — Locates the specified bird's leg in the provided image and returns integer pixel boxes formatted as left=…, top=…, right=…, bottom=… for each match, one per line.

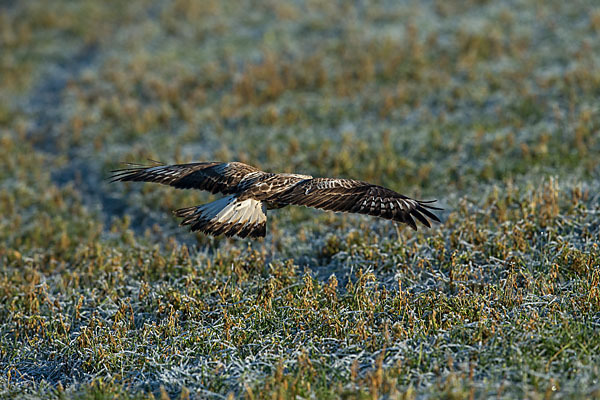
left=394, top=223, right=402, bottom=238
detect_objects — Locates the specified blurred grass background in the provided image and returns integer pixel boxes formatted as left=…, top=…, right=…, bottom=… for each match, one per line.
left=1, top=0, right=599, bottom=398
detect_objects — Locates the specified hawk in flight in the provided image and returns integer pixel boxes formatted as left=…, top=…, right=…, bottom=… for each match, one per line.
left=111, top=161, right=441, bottom=238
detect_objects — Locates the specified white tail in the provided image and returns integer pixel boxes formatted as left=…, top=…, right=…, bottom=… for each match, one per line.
left=174, top=196, right=267, bottom=238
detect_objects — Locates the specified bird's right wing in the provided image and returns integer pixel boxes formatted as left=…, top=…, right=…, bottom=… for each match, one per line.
left=110, top=161, right=262, bottom=195
left=274, top=178, right=441, bottom=230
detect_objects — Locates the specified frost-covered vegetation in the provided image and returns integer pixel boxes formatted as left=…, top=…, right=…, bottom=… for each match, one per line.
left=1, top=0, right=599, bottom=398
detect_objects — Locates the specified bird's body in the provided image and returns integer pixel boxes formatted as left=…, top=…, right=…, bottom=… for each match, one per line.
left=111, top=161, right=441, bottom=238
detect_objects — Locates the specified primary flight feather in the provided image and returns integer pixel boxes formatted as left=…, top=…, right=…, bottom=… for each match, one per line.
left=110, top=161, right=441, bottom=238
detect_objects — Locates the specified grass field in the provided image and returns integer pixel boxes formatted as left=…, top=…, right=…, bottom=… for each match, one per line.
left=1, top=0, right=599, bottom=398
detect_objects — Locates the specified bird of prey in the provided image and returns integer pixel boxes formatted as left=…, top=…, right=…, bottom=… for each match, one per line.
left=110, top=161, right=441, bottom=238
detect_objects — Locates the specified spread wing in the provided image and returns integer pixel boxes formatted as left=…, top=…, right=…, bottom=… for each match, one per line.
left=273, top=178, right=441, bottom=230
left=110, top=161, right=262, bottom=195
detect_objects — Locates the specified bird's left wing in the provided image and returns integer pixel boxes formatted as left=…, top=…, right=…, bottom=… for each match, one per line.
left=110, top=161, right=262, bottom=195
left=273, top=178, right=441, bottom=230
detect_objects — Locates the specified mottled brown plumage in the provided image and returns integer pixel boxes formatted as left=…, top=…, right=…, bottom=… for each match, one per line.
left=111, top=161, right=441, bottom=238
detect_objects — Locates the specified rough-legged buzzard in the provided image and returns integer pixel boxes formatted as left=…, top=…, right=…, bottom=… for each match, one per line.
left=111, top=161, right=441, bottom=238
